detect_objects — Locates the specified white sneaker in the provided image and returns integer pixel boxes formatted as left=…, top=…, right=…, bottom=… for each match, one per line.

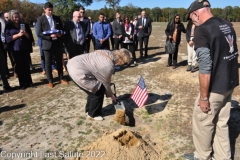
left=87, top=115, right=104, bottom=121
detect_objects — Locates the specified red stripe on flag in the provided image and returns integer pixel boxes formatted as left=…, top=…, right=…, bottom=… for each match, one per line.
left=131, top=84, right=148, bottom=108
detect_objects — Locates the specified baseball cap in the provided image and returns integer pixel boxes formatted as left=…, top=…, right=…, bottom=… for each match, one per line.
left=187, top=0, right=211, bottom=20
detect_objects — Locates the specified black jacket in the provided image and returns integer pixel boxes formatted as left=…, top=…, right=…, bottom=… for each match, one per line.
left=136, top=17, right=152, bottom=37
left=37, top=15, right=64, bottom=50
left=121, top=23, right=134, bottom=40
left=165, top=15, right=186, bottom=45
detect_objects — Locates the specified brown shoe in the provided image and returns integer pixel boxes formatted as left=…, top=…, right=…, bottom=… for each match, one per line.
left=60, top=79, right=68, bottom=85
left=48, top=83, right=54, bottom=88
left=52, top=69, right=58, bottom=73
left=41, top=71, right=46, bottom=75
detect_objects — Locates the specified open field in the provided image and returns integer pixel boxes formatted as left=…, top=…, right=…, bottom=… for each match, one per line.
left=0, top=22, right=240, bottom=160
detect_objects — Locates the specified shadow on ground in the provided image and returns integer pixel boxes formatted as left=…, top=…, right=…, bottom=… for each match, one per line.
left=0, top=104, right=26, bottom=114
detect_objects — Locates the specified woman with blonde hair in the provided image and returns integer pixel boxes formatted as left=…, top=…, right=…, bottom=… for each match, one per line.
left=67, top=49, right=131, bottom=121
left=5, top=10, right=35, bottom=89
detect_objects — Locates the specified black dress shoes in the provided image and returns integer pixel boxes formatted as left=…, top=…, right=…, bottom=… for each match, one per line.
left=28, top=83, right=37, bottom=88
left=144, top=54, right=148, bottom=57
left=3, top=86, right=13, bottom=92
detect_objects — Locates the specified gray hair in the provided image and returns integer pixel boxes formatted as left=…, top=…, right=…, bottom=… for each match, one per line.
left=113, top=48, right=131, bottom=65
left=8, top=10, right=20, bottom=23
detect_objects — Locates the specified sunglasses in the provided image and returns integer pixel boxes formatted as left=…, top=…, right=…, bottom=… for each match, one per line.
left=175, top=18, right=180, bottom=19
left=80, top=11, right=85, bottom=13
left=5, top=17, right=8, bottom=18
left=125, top=19, right=129, bottom=20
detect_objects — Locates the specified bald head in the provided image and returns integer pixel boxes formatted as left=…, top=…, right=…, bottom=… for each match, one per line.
left=73, top=11, right=80, bottom=22
left=4, top=12, right=8, bottom=21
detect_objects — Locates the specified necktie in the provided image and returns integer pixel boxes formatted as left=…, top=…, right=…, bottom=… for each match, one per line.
left=101, top=23, right=104, bottom=38
left=76, top=23, right=83, bottom=45
left=49, top=17, right=54, bottom=30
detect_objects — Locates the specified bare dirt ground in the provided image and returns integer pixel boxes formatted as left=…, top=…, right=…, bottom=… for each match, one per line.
left=0, top=22, right=240, bottom=160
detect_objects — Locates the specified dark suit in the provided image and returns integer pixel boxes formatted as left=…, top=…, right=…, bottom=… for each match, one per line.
left=88, top=21, right=95, bottom=50
left=80, top=17, right=90, bottom=53
left=136, top=17, right=152, bottom=57
left=121, top=23, right=136, bottom=62
left=64, top=20, right=85, bottom=58
left=37, top=14, right=65, bottom=83
left=112, top=19, right=123, bottom=50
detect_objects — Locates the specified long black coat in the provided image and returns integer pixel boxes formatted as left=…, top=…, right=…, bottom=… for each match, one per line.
left=165, top=18, right=186, bottom=45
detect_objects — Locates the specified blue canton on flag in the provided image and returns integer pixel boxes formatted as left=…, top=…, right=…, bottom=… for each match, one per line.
left=131, top=76, right=148, bottom=108
left=42, top=29, right=66, bottom=35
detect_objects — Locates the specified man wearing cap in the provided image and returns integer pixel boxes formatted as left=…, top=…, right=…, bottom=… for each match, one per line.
left=37, top=2, right=68, bottom=88
left=185, top=0, right=239, bottom=159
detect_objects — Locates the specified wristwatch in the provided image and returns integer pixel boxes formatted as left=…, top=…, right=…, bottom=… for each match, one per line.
left=200, top=97, right=208, bottom=101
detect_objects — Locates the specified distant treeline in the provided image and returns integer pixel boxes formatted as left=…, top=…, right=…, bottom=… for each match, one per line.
left=0, top=0, right=239, bottom=25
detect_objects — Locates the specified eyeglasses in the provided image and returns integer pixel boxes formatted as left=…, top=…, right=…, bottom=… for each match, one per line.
left=80, top=11, right=85, bottom=13
left=175, top=18, right=180, bottom=19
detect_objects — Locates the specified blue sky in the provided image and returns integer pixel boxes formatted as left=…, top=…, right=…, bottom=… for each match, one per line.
left=30, top=0, right=239, bottom=9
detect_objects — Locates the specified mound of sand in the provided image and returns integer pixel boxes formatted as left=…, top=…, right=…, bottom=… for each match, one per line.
left=74, top=129, right=160, bottom=160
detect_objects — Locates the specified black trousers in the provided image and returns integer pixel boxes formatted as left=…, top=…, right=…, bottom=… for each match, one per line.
left=68, top=43, right=84, bottom=59
left=139, top=36, right=149, bottom=56
left=84, top=38, right=90, bottom=53
left=114, top=38, right=122, bottom=50
left=133, top=34, right=138, bottom=51
left=0, top=46, right=10, bottom=88
left=43, top=42, right=63, bottom=83
left=12, top=51, right=33, bottom=87
left=168, top=44, right=179, bottom=66
left=122, top=43, right=136, bottom=61
left=69, top=75, right=105, bottom=117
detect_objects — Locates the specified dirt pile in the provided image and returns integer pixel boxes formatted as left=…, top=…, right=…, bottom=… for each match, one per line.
left=75, top=129, right=160, bottom=160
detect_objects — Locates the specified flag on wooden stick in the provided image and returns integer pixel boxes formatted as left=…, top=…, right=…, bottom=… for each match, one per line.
left=130, top=76, right=148, bottom=108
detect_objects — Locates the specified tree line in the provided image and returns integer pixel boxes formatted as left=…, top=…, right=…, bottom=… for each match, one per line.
left=1, top=0, right=240, bottom=25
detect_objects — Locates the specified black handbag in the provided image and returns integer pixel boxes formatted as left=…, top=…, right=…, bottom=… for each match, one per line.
left=165, top=39, right=176, bottom=54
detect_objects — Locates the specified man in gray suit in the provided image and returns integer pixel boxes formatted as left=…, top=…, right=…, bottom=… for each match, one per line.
left=136, top=10, right=152, bottom=58
left=64, top=11, right=85, bottom=59
left=112, top=12, right=123, bottom=50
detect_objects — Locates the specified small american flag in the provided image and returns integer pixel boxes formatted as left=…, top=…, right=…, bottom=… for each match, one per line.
left=131, top=76, right=148, bottom=108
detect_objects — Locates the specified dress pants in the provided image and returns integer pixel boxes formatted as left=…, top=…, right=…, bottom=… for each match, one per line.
left=39, top=45, right=56, bottom=71
left=0, top=46, right=10, bottom=88
left=84, top=39, right=90, bottom=53
left=69, top=75, right=105, bottom=117
left=12, top=51, right=33, bottom=87
left=122, top=43, right=136, bottom=62
left=193, top=90, right=233, bottom=160
left=187, top=37, right=197, bottom=66
left=138, top=36, right=149, bottom=56
left=43, top=41, right=63, bottom=83
left=95, top=39, right=109, bottom=50
left=133, top=34, right=138, bottom=51
left=68, top=43, right=84, bottom=59
left=168, top=45, right=179, bottom=66
left=114, top=38, right=122, bottom=50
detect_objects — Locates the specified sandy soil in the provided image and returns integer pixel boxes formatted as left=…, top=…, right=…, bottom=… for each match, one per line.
left=0, top=22, right=240, bottom=160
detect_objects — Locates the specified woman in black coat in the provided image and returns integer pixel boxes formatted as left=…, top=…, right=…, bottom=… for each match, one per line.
left=121, top=15, right=137, bottom=66
left=165, top=14, right=186, bottom=69
left=5, top=10, right=35, bottom=89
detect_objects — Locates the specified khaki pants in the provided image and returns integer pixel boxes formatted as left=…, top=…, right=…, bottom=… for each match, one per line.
left=187, top=37, right=197, bottom=66
left=193, top=90, right=233, bottom=160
